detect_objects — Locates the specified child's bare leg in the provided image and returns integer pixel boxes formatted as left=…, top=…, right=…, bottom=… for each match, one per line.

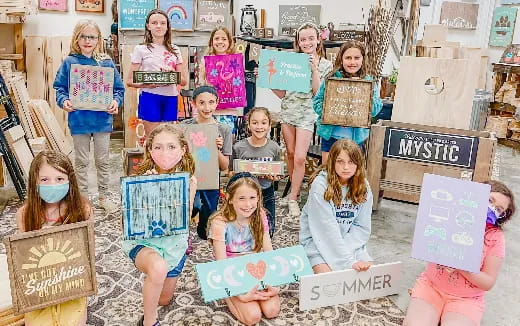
left=403, top=298, right=440, bottom=326
left=259, top=294, right=280, bottom=319
left=135, top=248, right=169, bottom=326
left=312, top=263, right=332, bottom=274
left=158, top=277, right=179, bottom=306
left=224, top=296, right=263, bottom=326
left=441, top=312, right=477, bottom=326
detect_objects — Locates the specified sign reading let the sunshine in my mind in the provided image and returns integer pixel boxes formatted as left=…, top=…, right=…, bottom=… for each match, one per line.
left=70, top=64, right=114, bottom=111
left=196, top=245, right=313, bottom=302
left=4, top=221, right=97, bottom=314
left=257, top=49, right=311, bottom=93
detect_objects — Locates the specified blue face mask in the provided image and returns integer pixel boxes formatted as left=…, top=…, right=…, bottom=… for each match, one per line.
left=38, top=183, right=70, bottom=203
left=486, top=205, right=504, bottom=225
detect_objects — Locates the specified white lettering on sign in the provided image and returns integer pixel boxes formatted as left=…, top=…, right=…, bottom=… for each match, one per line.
left=398, top=139, right=460, bottom=162
left=24, top=265, right=86, bottom=296
left=299, top=262, right=403, bottom=311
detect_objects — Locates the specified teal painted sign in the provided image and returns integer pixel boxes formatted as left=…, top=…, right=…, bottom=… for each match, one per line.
left=489, top=7, right=517, bottom=47
left=257, top=49, right=312, bottom=93
left=196, top=245, right=313, bottom=302
left=120, top=0, right=156, bottom=30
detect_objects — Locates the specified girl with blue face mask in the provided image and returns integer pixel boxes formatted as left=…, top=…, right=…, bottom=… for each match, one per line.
left=15, top=150, right=92, bottom=326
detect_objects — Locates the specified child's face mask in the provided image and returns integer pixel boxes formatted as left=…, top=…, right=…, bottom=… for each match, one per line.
left=486, top=205, right=505, bottom=225
left=38, top=183, right=70, bottom=203
left=151, top=149, right=184, bottom=171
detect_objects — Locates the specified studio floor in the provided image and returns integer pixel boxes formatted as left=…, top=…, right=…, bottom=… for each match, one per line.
left=0, top=141, right=519, bottom=325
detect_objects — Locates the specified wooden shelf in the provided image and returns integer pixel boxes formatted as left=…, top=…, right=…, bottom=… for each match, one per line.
left=0, top=54, right=22, bottom=60
left=489, top=101, right=516, bottom=114
left=493, top=63, right=520, bottom=74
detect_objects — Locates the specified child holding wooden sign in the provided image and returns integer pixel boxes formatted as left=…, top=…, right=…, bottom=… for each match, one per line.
left=404, top=181, right=516, bottom=326
left=207, top=172, right=280, bottom=325
left=232, top=107, right=281, bottom=237
left=15, top=150, right=92, bottom=326
left=122, top=124, right=197, bottom=326
left=313, top=40, right=383, bottom=163
left=299, top=139, right=373, bottom=274
left=126, top=9, right=187, bottom=135
left=181, top=86, right=232, bottom=240
left=53, top=19, right=125, bottom=213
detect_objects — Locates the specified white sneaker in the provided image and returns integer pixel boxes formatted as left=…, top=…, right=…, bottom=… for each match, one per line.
left=279, top=196, right=299, bottom=207
left=288, top=199, right=301, bottom=218
left=98, top=198, right=119, bottom=214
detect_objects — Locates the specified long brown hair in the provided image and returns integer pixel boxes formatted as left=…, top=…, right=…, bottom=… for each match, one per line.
left=208, top=176, right=265, bottom=252
left=23, top=151, right=88, bottom=232
left=329, top=40, right=366, bottom=79
left=488, top=180, right=516, bottom=228
left=70, top=19, right=109, bottom=61
left=309, top=139, right=367, bottom=206
left=136, top=124, right=195, bottom=176
left=207, top=26, right=235, bottom=55
left=144, top=9, right=179, bottom=59
left=293, top=22, right=325, bottom=58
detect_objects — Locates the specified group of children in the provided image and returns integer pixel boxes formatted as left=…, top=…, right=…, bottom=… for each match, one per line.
left=11, top=8, right=516, bottom=326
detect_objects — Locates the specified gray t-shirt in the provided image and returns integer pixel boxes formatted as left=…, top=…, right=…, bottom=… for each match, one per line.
left=232, top=138, right=281, bottom=189
left=181, top=118, right=233, bottom=156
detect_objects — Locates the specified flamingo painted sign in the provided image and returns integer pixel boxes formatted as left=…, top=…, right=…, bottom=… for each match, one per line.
left=204, top=53, right=247, bottom=109
left=196, top=245, right=313, bottom=302
left=257, top=49, right=312, bottom=93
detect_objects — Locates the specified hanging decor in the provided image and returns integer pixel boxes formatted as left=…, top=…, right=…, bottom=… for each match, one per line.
left=365, top=4, right=398, bottom=78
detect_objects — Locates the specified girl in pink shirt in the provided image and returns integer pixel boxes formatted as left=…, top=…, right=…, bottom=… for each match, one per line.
left=404, top=180, right=516, bottom=326
left=126, top=9, right=187, bottom=136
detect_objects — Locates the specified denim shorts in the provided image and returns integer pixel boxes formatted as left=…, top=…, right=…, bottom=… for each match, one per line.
left=138, top=91, right=178, bottom=122
left=128, top=245, right=187, bottom=278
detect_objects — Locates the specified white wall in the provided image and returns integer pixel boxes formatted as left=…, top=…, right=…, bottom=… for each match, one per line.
left=24, top=0, right=114, bottom=37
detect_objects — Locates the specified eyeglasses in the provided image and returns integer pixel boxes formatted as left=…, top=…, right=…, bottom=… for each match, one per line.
left=79, top=35, right=99, bottom=41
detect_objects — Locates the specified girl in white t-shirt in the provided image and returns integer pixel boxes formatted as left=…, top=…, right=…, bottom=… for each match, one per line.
left=126, top=9, right=187, bottom=135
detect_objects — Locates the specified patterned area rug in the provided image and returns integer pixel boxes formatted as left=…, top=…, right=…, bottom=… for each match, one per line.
left=0, top=191, right=404, bottom=326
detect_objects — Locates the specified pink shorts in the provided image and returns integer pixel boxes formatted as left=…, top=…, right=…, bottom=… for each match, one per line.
left=411, top=277, right=485, bottom=325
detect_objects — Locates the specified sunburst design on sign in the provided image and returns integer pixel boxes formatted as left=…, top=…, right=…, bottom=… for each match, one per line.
left=21, top=238, right=82, bottom=270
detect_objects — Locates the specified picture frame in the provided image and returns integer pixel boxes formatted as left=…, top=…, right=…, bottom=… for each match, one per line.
left=159, top=0, right=195, bottom=31
left=38, top=0, right=68, bottom=12
left=75, top=0, right=104, bottom=13
left=195, top=0, right=230, bottom=31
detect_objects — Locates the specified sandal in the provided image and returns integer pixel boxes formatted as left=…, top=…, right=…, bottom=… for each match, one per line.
left=137, top=316, right=161, bottom=326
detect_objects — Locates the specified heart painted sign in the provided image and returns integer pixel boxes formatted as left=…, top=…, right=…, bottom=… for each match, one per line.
left=195, top=245, right=313, bottom=302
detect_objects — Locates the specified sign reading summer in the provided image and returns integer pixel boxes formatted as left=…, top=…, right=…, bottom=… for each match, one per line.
left=133, top=71, right=180, bottom=84
left=257, top=49, right=312, bottom=93
left=233, top=159, right=285, bottom=176
left=183, top=124, right=219, bottom=190
left=204, top=53, right=247, bottom=109
left=412, top=174, right=490, bottom=273
left=196, top=245, right=312, bottom=302
left=121, top=172, right=190, bottom=240
left=3, top=221, right=97, bottom=314
left=383, top=128, right=479, bottom=169
left=69, top=64, right=114, bottom=111
left=299, top=262, right=403, bottom=311
left=321, top=78, right=374, bottom=128
left=119, top=0, right=156, bottom=30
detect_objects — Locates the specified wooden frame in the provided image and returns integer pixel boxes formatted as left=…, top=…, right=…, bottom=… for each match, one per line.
left=3, top=221, right=97, bottom=314
left=367, top=121, right=496, bottom=209
left=195, top=0, right=230, bottom=31
left=75, top=0, right=104, bottom=12
left=158, top=0, right=195, bottom=31
left=133, top=71, right=180, bottom=84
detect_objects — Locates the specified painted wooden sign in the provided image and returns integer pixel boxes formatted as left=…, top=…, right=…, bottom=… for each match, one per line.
left=412, top=174, right=490, bottom=273
left=39, top=0, right=67, bottom=11
left=119, top=0, right=156, bottom=30
left=299, top=262, right=403, bottom=311
left=233, top=159, right=285, bottom=176
left=257, top=49, right=311, bottom=93
left=159, top=0, right=195, bottom=31
left=3, top=221, right=97, bottom=314
left=196, top=245, right=313, bottom=302
left=75, top=0, right=104, bottom=13
left=122, top=147, right=145, bottom=176
left=330, top=30, right=366, bottom=42
left=322, top=78, right=374, bottom=128
left=121, top=173, right=190, bottom=240
left=383, top=128, right=479, bottom=169
left=489, top=7, right=517, bottom=47
left=69, top=64, right=114, bottom=111
left=204, top=53, right=247, bottom=109
left=439, top=2, right=478, bottom=30
left=278, top=5, right=321, bottom=36
left=184, top=124, right=219, bottom=190
left=196, top=0, right=229, bottom=31
left=133, top=71, right=180, bottom=84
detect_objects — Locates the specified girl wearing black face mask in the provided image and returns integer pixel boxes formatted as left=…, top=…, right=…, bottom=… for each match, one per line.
left=404, top=180, right=516, bottom=326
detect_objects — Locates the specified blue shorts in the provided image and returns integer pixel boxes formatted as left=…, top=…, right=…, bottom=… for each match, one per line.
left=138, top=91, right=178, bottom=122
left=321, top=136, right=339, bottom=152
left=128, top=245, right=187, bottom=278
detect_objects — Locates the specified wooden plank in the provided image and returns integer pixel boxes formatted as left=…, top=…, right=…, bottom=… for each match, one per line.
left=10, top=75, right=37, bottom=138
left=0, top=24, right=15, bottom=54
left=366, top=124, right=386, bottom=210
left=381, top=120, right=490, bottom=138
left=24, top=36, right=46, bottom=100
left=29, top=99, right=72, bottom=155
left=121, top=44, right=138, bottom=148
left=392, top=56, right=478, bottom=130
left=472, top=137, right=496, bottom=182
left=4, top=125, right=32, bottom=178
left=13, top=23, right=23, bottom=71
left=179, top=46, right=190, bottom=90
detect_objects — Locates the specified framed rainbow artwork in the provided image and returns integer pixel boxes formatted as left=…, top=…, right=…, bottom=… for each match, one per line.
left=159, top=0, right=195, bottom=31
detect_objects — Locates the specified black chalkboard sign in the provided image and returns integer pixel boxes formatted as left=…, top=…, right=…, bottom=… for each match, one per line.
left=330, top=30, right=366, bottom=42
left=383, top=128, right=479, bottom=169
left=278, top=5, right=321, bottom=36
left=133, top=71, right=180, bottom=84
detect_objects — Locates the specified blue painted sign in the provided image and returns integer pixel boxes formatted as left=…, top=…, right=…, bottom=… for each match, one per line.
left=121, top=172, right=190, bottom=240
left=489, top=7, right=517, bottom=47
left=158, top=0, right=194, bottom=31
left=196, top=245, right=313, bottom=302
left=257, top=49, right=312, bottom=93
left=411, top=174, right=490, bottom=273
left=119, top=0, right=156, bottom=30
